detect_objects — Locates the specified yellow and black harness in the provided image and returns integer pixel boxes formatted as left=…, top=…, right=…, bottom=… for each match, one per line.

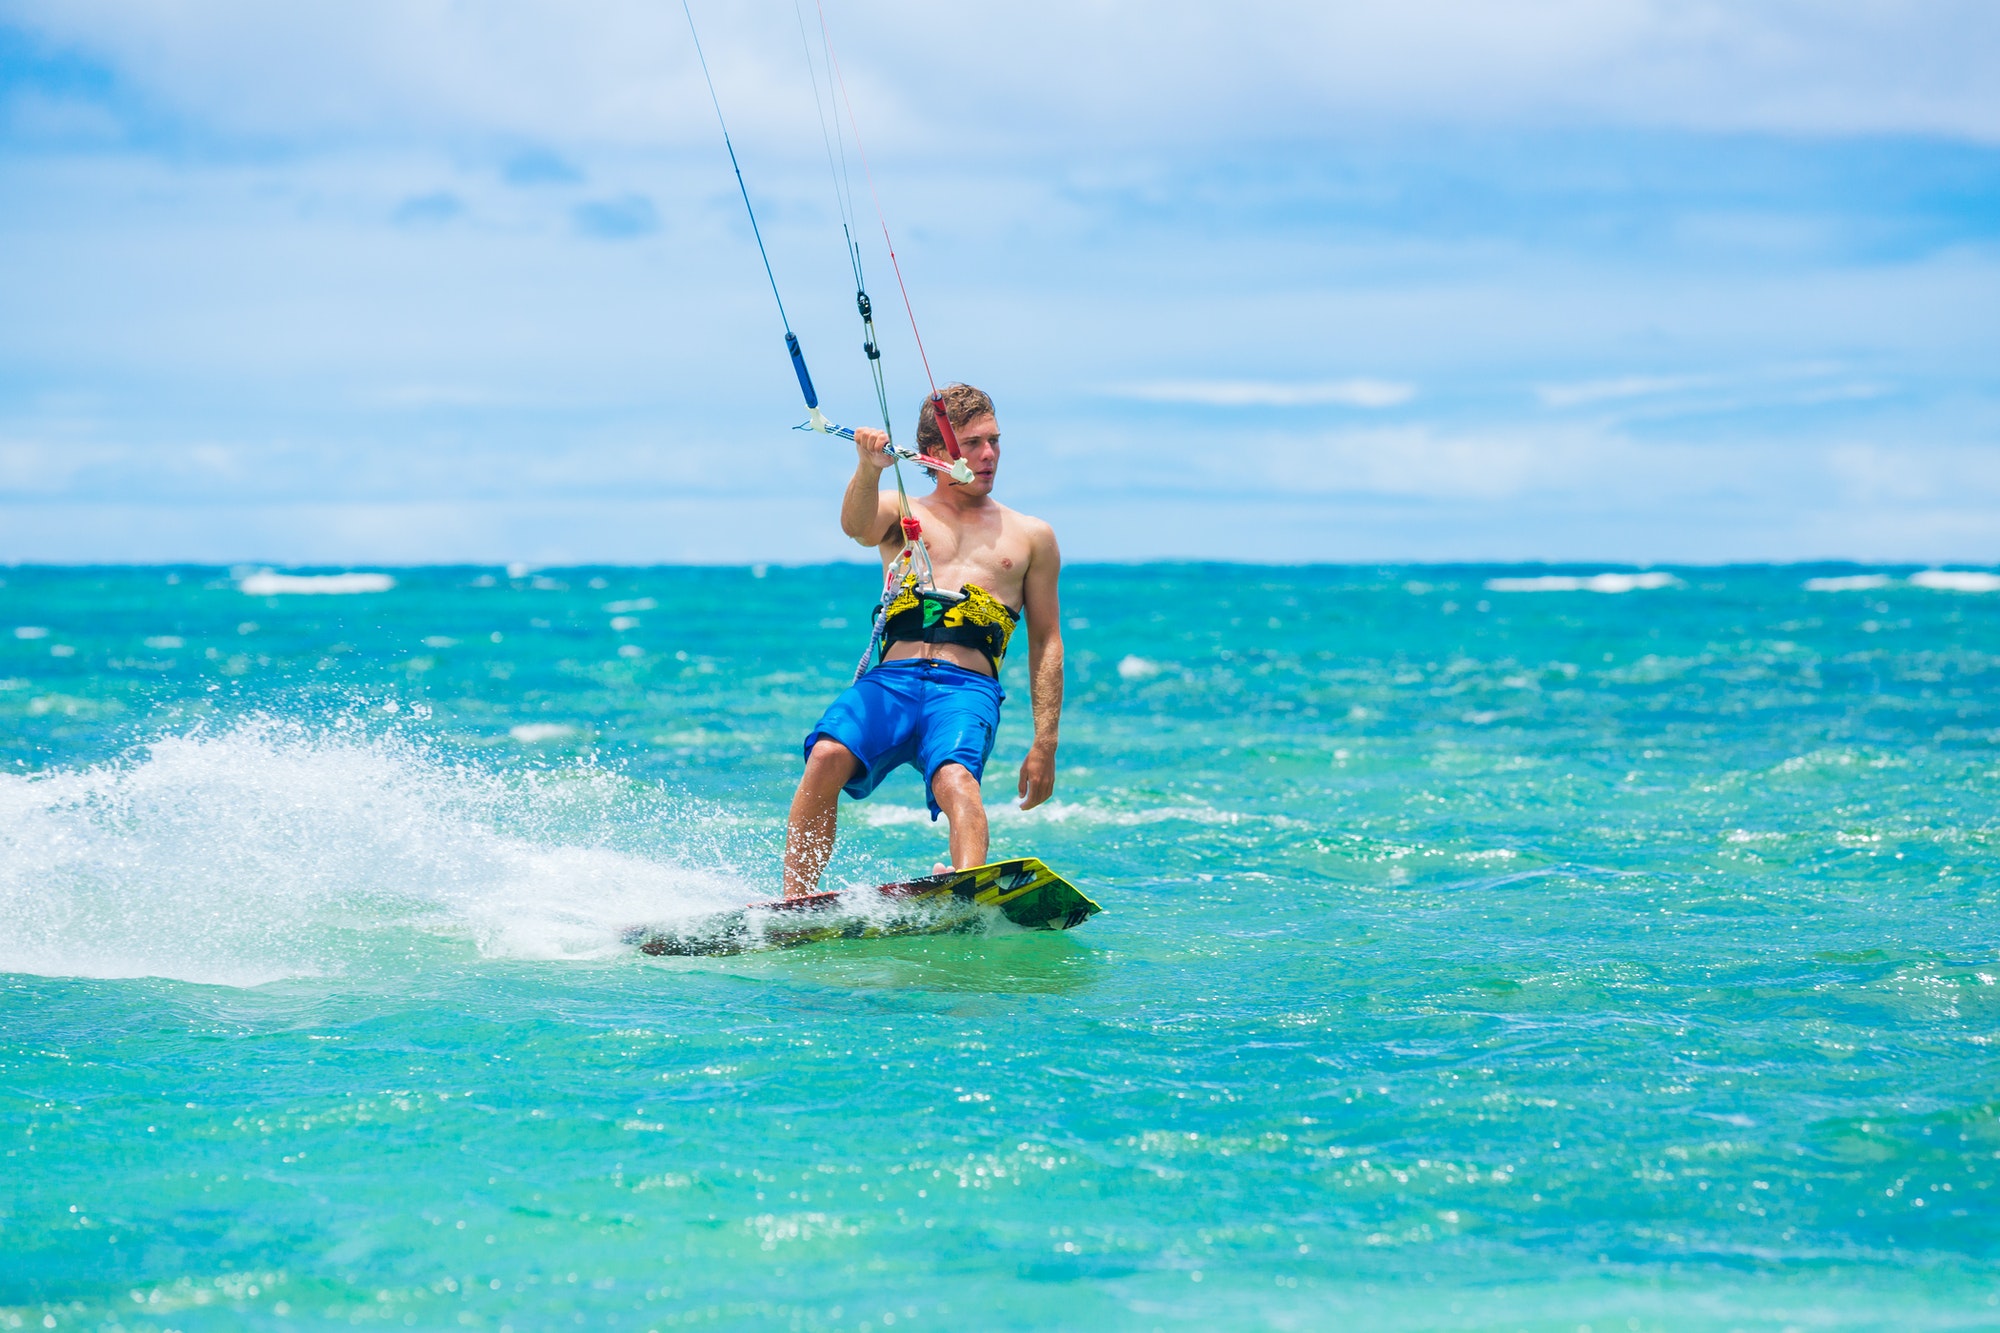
left=878, top=575, right=1019, bottom=675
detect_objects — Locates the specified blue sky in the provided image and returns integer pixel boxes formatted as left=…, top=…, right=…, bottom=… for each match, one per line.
left=1, top=0, right=1997, bottom=564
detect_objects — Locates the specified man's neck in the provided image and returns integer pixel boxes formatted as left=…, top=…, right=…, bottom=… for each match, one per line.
left=925, top=483, right=994, bottom=517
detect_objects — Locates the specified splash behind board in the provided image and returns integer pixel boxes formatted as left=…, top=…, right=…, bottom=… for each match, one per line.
left=624, top=857, right=1100, bottom=957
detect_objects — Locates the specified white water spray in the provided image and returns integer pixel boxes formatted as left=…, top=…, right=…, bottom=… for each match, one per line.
left=0, top=719, right=756, bottom=986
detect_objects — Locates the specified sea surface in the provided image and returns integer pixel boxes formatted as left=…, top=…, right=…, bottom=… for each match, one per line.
left=3, top=562, right=1998, bottom=1331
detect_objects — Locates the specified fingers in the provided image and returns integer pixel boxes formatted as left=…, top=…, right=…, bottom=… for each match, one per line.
left=853, top=428, right=892, bottom=471
left=1017, top=760, right=1053, bottom=811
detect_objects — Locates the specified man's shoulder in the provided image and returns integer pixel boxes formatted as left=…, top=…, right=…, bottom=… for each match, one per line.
left=998, top=502, right=1057, bottom=544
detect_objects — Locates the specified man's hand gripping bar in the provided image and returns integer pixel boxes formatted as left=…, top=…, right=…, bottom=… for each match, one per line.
left=794, top=413, right=975, bottom=484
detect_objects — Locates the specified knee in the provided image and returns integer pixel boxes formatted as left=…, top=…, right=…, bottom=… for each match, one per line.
left=931, top=763, right=981, bottom=806
left=804, top=738, right=857, bottom=788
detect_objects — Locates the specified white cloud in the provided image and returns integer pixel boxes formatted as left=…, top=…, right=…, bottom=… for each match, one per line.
left=3, top=5, right=1995, bottom=567
left=1535, top=365, right=1903, bottom=419
left=1537, top=374, right=1713, bottom=408
left=1149, top=423, right=1664, bottom=504
left=1826, top=441, right=2000, bottom=505
left=7, top=1, right=2000, bottom=152
left=1109, top=379, right=1415, bottom=409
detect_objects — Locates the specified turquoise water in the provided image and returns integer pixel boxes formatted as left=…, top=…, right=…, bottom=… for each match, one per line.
left=4, top=563, right=1998, bottom=1331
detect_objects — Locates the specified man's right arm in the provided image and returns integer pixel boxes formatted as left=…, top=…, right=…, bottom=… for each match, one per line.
left=840, top=428, right=898, bottom=547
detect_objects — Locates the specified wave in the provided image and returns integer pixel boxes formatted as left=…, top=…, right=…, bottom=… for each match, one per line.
left=0, top=719, right=754, bottom=986
left=1909, top=570, right=2000, bottom=593
left=1483, top=572, right=1679, bottom=593
left=237, top=571, right=396, bottom=595
left=1803, top=571, right=1999, bottom=593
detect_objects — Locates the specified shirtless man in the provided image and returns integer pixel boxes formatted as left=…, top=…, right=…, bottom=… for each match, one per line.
left=783, top=383, right=1063, bottom=897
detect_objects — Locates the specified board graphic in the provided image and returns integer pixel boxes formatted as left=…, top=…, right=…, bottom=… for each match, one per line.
left=624, top=857, right=1100, bottom=957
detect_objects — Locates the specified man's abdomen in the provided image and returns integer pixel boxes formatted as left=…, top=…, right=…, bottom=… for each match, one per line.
left=879, top=639, right=994, bottom=678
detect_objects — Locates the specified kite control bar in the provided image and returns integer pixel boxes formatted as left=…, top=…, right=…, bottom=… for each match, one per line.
left=793, top=415, right=975, bottom=484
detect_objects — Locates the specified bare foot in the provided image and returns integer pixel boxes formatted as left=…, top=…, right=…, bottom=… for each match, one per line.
left=932, top=862, right=953, bottom=876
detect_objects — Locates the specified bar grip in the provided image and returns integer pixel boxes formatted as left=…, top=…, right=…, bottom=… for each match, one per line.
left=930, top=392, right=962, bottom=459
left=786, top=332, right=818, bottom=409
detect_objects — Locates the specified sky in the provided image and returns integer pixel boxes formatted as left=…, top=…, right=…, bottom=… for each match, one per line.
left=1, top=0, right=1997, bottom=566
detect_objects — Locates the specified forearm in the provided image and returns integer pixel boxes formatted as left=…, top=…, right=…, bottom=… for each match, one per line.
left=1027, top=637, right=1064, bottom=753
left=840, top=461, right=885, bottom=543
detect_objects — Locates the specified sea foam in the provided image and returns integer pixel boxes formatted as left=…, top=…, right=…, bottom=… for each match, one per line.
left=238, top=571, right=396, bottom=595
left=0, top=720, right=751, bottom=986
left=1909, top=570, right=2000, bottom=593
left=1484, top=572, right=1679, bottom=593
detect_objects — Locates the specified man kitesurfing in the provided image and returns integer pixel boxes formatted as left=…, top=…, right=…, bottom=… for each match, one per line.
left=783, top=387, right=1064, bottom=897
left=663, top=0, right=1093, bottom=938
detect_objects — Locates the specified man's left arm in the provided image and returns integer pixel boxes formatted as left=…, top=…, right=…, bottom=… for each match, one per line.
left=1017, top=522, right=1063, bottom=811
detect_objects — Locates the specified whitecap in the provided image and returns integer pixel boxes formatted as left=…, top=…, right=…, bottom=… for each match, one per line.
left=1117, top=655, right=1163, bottom=680
left=1484, top=572, right=1680, bottom=594
left=510, top=723, right=577, bottom=743
left=239, top=571, right=396, bottom=596
left=1909, top=570, right=2000, bottom=593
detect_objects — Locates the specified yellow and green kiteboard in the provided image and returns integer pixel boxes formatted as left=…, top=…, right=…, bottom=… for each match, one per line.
left=624, top=857, right=1100, bottom=957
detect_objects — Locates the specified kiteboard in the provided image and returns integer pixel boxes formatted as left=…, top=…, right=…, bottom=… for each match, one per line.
left=623, top=857, right=1100, bottom=957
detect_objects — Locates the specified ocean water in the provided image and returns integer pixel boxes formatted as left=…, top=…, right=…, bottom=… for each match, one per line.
left=3, top=562, right=1998, bottom=1331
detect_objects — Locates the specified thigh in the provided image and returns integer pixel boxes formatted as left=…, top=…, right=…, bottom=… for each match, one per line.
left=806, top=668, right=924, bottom=795
left=916, top=678, right=1002, bottom=784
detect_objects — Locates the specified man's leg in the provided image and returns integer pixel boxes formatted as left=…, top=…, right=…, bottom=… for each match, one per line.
left=929, top=762, right=989, bottom=870
left=785, top=739, right=859, bottom=897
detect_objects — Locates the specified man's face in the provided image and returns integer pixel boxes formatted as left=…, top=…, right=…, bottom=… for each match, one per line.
left=935, top=413, right=1000, bottom=495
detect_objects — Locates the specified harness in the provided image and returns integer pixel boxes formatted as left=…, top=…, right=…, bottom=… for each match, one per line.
left=879, top=577, right=1019, bottom=674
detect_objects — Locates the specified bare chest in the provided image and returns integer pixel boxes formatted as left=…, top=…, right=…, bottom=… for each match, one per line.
left=886, top=503, right=1031, bottom=608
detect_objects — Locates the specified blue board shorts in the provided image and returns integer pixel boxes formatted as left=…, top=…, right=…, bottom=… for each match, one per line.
left=803, top=657, right=1005, bottom=819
